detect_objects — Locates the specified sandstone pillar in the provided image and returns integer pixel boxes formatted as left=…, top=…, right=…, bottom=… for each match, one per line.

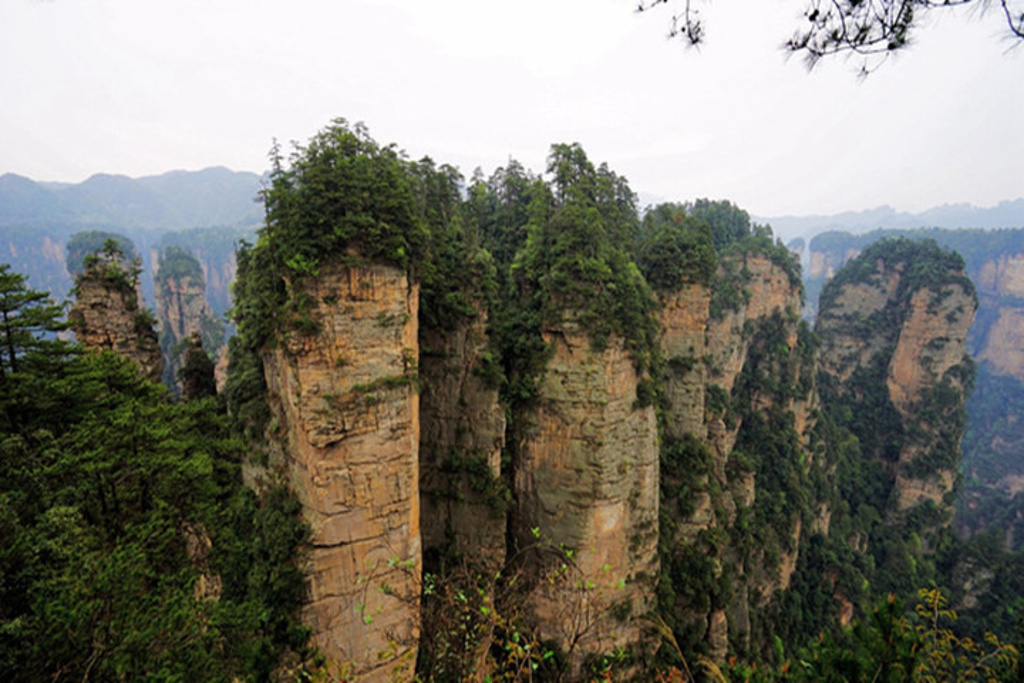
left=262, top=261, right=420, bottom=681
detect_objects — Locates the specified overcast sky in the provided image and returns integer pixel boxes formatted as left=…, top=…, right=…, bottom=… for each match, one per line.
left=1, top=0, right=1021, bottom=216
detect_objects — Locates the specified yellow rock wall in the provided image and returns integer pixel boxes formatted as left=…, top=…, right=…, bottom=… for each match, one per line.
left=262, top=261, right=420, bottom=682
left=69, top=265, right=163, bottom=383
left=515, top=322, right=659, bottom=670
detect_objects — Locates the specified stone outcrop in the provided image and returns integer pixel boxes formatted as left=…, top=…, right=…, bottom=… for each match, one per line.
left=975, top=254, right=1024, bottom=379
left=707, top=253, right=802, bottom=394
left=68, top=258, right=162, bottom=383
left=419, top=312, right=506, bottom=566
left=261, top=261, right=420, bottom=682
left=515, top=321, right=659, bottom=670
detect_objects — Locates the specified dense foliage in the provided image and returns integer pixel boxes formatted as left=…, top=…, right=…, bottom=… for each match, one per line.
left=636, top=203, right=717, bottom=290
left=0, top=265, right=311, bottom=682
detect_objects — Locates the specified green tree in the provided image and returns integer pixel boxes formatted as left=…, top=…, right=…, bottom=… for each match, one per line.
left=636, top=203, right=717, bottom=289
left=0, top=264, right=67, bottom=380
left=0, top=264, right=312, bottom=682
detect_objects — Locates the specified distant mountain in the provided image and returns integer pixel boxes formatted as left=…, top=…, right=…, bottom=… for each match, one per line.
left=0, top=167, right=264, bottom=319
left=0, top=167, right=264, bottom=231
left=759, top=199, right=1024, bottom=242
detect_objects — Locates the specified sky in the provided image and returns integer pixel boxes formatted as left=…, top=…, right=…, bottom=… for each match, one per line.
left=0, top=0, right=1021, bottom=217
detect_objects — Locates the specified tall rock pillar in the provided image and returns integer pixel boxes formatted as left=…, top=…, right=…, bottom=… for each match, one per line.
left=68, top=253, right=162, bottom=383
left=515, top=321, right=659, bottom=673
left=262, top=261, right=421, bottom=681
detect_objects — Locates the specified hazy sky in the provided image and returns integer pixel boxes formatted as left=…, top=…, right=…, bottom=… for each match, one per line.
left=1, top=0, right=1021, bottom=216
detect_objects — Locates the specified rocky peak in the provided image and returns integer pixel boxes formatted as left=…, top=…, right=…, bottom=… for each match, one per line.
left=68, top=248, right=162, bottom=383
left=816, top=238, right=976, bottom=519
left=155, top=246, right=224, bottom=392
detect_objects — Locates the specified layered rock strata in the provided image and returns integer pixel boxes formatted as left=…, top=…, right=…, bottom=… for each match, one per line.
left=659, top=283, right=710, bottom=440
left=261, top=261, right=421, bottom=682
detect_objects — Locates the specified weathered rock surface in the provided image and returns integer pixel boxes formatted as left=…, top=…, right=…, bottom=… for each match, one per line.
left=515, top=321, right=658, bottom=669
left=419, top=312, right=506, bottom=565
left=662, top=250, right=811, bottom=659
left=68, top=261, right=163, bottom=383
left=262, top=261, right=420, bottom=682
left=976, top=269, right=1024, bottom=377
left=707, top=253, right=801, bottom=394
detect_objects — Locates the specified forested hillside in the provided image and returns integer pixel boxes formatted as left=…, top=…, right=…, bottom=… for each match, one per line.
left=0, top=262, right=311, bottom=682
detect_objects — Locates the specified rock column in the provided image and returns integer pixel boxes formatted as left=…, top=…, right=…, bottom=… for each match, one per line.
left=515, top=321, right=659, bottom=672
left=262, top=261, right=421, bottom=682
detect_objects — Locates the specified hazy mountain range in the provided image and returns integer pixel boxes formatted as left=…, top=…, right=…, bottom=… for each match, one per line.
left=759, top=199, right=1024, bottom=243
left=0, top=166, right=264, bottom=233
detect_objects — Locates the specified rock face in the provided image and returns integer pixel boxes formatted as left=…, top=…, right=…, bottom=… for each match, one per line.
left=816, top=248, right=976, bottom=519
left=261, top=261, right=420, bottom=682
left=707, top=253, right=803, bottom=394
left=659, top=283, right=709, bottom=440
left=659, top=248, right=815, bottom=659
left=68, top=259, right=162, bottom=383
left=515, top=321, right=659, bottom=670
left=975, top=254, right=1024, bottom=379
left=154, top=248, right=222, bottom=391
left=419, top=312, right=506, bottom=565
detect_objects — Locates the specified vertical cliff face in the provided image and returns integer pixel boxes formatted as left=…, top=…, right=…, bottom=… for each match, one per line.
left=419, top=311, right=506, bottom=565
left=816, top=240, right=976, bottom=521
left=887, top=285, right=975, bottom=510
left=659, top=283, right=710, bottom=439
left=515, top=320, right=659, bottom=668
left=261, top=261, right=420, bottom=681
left=68, top=257, right=162, bottom=383
left=975, top=253, right=1024, bottom=379
left=659, top=246, right=815, bottom=659
left=155, top=247, right=224, bottom=391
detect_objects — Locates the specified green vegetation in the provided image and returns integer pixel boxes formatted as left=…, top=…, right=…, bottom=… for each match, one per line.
left=65, top=230, right=139, bottom=278
left=510, top=143, right=658, bottom=361
left=261, top=119, right=426, bottom=276
left=156, top=244, right=205, bottom=283
left=0, top=265, right=312, bottom=681
left=636, top=203, right=716, bottom=290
